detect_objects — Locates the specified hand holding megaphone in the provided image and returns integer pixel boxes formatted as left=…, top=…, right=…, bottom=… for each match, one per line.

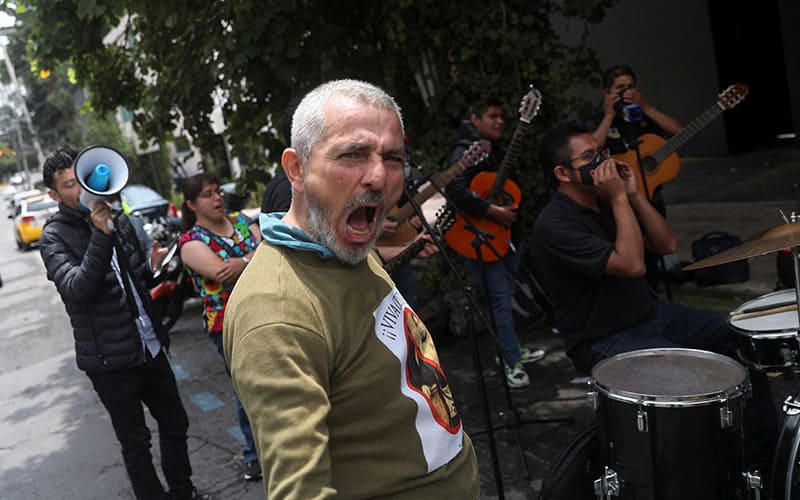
left=89, top=200, right=114, bottom=235
left=74, top=145, right=130, bottom=232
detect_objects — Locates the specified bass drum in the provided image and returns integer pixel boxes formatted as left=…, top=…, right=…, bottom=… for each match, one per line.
left=538, top=423, right=600, bottom=500
left=590, top=348, right=754, bottom=499
left=772, top=394, right=800, bottom=500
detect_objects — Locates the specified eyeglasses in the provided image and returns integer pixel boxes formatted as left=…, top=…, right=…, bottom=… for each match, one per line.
left=197, top=187, right=223, bottom=199
left=562, top=148, right=610, bottom=168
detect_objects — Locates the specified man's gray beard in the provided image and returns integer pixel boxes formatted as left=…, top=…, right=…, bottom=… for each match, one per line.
left=305, top=190, right=384, bottom=266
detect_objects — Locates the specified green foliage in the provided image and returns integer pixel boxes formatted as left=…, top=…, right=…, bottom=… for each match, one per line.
left=9, top=0, right=615, bottom=218
left=2, top=0, right=618, bottom=334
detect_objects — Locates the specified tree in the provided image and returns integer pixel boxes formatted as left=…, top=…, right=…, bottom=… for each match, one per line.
left=11, top=0, right=613, bottom=212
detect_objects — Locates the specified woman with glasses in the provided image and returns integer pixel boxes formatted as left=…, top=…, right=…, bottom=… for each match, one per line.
left=178, top=173, right=263, bottom=481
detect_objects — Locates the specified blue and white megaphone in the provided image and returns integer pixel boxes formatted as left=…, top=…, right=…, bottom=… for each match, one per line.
left=74, top=145, right=130, bottom=230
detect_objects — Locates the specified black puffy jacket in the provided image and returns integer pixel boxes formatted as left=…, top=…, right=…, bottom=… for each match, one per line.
left=39, top=203, right=168, bottom=373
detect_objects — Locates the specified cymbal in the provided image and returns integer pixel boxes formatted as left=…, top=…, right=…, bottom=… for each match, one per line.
left=684, top=221, right=800, bottom=271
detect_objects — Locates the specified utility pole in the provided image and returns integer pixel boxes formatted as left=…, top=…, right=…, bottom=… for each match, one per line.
left=0, top=42, right=45, bottom=171
left=15, top=120, right=30, bottom=189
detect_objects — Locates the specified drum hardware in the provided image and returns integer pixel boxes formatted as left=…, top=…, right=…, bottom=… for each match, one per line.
left=588, top=386, right=599, bottom=410
left=783, top=395, right=800, bottom=416
left=743, top=471, right=763, bottom=500
left=593, top=466, right=620, bottom=499
left=721, top=398, right=735, bottom=428
left=636, top=402, right=648, bottom=433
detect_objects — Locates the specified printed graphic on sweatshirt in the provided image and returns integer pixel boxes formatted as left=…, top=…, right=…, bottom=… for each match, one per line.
left=374, top=289, right=463, bottom=473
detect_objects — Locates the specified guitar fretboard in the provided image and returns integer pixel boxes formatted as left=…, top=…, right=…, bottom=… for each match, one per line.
left=489, top=124, right=528, bottom=202
left=651, top=102, right=725, bottom=165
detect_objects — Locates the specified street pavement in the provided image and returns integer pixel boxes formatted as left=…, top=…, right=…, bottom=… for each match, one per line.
left=0, top=145, right=799, bottom=499
left=0, top=200, right=266, bottom=500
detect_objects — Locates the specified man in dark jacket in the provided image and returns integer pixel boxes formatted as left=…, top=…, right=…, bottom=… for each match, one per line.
left=39, top=147, right=204, bottom=500
left=445, top=98, right=544, bottom=389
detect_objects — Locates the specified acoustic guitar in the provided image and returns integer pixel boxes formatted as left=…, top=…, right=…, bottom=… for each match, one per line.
left=377, top=139, right=490, bottom=247
left=612, top=83, right=748, bottom=199
left=383, top=207, right=455, bottom=275
left=445, top=85, right=543, bottom=262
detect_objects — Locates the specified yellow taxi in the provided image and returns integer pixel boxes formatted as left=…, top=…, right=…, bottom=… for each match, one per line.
left=11, top=194, right=58, bottom=250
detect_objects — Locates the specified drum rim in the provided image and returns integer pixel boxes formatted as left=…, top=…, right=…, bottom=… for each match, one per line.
left=730, top=325, right=799, bottom=338
left=590, top=348, right=750, bottom=407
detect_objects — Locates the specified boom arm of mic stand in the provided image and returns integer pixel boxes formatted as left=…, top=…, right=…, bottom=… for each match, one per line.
left=400, top=180, right=510, bottom=496
left=626, top=134, right=673, bottom=301
left=401, top=181, right=517, bottom=369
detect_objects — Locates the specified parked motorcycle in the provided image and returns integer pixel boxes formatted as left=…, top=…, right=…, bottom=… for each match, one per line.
left=150, top=240, right=194, bottom=332
left=145, top=215, right=182, bottom=247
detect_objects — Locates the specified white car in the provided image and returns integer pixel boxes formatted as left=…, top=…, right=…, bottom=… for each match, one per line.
left=2, top=185, right=17, bottom=205
left=10, top=189, right=43, bottom=210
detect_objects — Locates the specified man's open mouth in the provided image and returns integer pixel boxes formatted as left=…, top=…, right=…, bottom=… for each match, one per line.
left=345, top=204, right=381, bottom=241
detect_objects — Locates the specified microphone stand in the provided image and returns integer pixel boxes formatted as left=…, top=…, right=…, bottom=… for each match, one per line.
left=624, top=130, right=673, bottom=301
left=401, top=174, right=572, bottom=499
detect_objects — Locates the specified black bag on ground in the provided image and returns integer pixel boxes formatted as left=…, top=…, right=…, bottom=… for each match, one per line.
left=538, top=422, right=599, bottom=500
left=691, top=231, right=750, bottom=286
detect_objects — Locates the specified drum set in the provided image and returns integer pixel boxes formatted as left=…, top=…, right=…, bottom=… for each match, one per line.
left=588, top=220, right=800, bottom=500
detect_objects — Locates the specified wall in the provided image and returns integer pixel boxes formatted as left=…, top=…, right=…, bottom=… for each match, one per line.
left=580, top=0, right=727, bottom=155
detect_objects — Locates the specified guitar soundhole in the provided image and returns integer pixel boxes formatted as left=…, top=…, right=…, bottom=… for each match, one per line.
left=640, top=156, right=658, bottom=173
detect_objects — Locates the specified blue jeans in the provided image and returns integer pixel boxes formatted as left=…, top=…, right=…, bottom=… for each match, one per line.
left=211, top=333, right=258, bottom=464
left=577, top=300, right=733, bottom=369
left=464, top=248, right=522, bottom=365
left=391, top=261, right=417, bottom=309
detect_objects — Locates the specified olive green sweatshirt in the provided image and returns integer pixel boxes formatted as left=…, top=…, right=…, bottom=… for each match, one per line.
left=224, top=242, right=479, bottom=499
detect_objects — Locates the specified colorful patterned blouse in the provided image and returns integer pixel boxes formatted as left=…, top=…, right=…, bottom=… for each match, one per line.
left=178, top=213, right=259, bottom=335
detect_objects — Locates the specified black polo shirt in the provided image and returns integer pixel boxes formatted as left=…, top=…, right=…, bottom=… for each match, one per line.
left=532, top=191, right=655, bottom=345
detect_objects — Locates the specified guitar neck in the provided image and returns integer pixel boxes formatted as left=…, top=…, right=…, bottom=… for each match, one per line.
left=391, top=159, right=467, bottom=223
left=489, top=124, right=528, bottom=202
left=651, top=101, right=725, bottom=164
left=383, top=239, right=425, bottom=275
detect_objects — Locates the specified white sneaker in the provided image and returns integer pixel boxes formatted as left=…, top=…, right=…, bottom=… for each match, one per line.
left=504, top=362, right=531, bottom=389
left=519, top=346, right=546, bottom=364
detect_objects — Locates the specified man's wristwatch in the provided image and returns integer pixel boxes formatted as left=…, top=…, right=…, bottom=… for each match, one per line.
left=242, top=255, right=251, bottom=265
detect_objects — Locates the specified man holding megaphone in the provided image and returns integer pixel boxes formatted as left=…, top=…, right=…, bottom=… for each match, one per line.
left=39, top=146, right=207, bottom=500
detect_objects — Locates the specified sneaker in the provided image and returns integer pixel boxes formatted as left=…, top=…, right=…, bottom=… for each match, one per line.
left=190, top=488, right=210, bottom=500
left=494, top=346, right=545, bottom=366
left=244, top=459, right=262, bottom=481
left=167, top=487, right=210, bottom=500
left=504, top=362, right=531, bottom=389
left=519, top=346, right=546, bottom=364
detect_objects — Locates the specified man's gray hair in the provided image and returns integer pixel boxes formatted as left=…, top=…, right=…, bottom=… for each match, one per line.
left=291, top=79, right=404, bottom=162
